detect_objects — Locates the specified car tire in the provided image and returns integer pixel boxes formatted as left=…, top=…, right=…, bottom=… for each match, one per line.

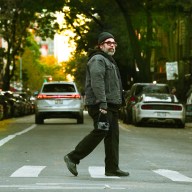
left=122, top=114, right=127, bottom=124
left=0, top=105, right=4, bottom=120
left=132, top=112, right=136, bottom=125
left=35, top=113, right=44, bottom=124
left=122, top=110, right=129, bottom=124
left=177, top=121, right=185, bottom=128
left=135, top=121, right=141, bottom=127
left=127, top=113, right=132, bottom=124
left=77, top=112, right=84, bottom=124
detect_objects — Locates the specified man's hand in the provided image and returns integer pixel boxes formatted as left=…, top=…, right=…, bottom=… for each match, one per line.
left=99, top=108, right=107, bottom=114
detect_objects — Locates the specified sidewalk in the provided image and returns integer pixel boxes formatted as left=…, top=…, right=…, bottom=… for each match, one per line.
left=185, top=122, right=192, bottom=128
left=185, top=123, right=192, bottom=128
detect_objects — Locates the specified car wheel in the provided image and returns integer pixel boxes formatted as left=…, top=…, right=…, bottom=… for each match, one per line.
left=126, top=108, right=133, bottom=124
left=132, top=111, right=141, bottom=127
left=127, top=115, right=132, bottom=124
left=77, top=112, right=84, bottom=124
left=177, top=121, right=185, bottom=128
left=132, top=111, right=136, bottom=125
left=35, top=113, right=44, bottom=124
left=135, top=120, right=142, bottom=127
left=0, top=105, right=4, bottom=120
left=122, top=113, right=127, bottom=123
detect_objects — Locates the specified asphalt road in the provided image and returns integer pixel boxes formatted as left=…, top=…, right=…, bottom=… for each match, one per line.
left=0, top=112, right=192, bottom=192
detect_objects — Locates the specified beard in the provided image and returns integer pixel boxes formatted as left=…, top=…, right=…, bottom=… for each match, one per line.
left=108, top=51, right=115, bottom=56
left=105, top=48, right=115, bottom=56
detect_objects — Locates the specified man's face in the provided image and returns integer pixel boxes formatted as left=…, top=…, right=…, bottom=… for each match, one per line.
left=99, top=38, right=117, bottom=56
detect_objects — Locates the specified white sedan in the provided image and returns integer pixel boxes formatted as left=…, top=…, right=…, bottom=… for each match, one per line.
left=132, top=93, right=185, bottom=128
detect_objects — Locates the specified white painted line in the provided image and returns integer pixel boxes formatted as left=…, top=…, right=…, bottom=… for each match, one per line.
left=19, top=186, right=124, bottom=190
left=0, top=124, right=36, bottom=147
left=153, top=169, right=192, bottom=182
left=0, top=135, right=16, bottom=147
left=89, top=166, right=120, bottom=179
left=10, top=166, right=46, bottom=177
left=0, top=183, right=126, bottom=190
left=15, top=125, right=36, bottom=136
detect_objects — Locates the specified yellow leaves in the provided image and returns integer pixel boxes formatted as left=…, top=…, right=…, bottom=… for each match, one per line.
left=40, top=55, right=58, bottom=66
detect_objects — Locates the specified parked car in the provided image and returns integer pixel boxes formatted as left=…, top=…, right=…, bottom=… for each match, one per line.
left=35, top=81, right=84, bottom=124
left=0, top=103, right=3, bottom=120
left=186, top=87, right=192, bottom=120
left=119, top=90, right=130, bottom=121
left=4, top=91, right=23, bottom=117
left=12, top=93, right=28, bottom=116
left=29, top=96, right=36, bottom=114
left=132, top=92, right=185, bottom=128
left=122, top=83, right=171, bottom=124
left=12, top=92, right=36, bottom=116
left=0, top=91, right=12, bottom=119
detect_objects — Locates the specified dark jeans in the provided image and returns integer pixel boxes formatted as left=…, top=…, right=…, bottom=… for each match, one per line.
left=68, top=105, right=119, bottom=172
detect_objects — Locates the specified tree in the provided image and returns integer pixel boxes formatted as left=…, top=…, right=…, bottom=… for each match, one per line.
left=19, top=35, right=44, bottom=91
left=63, top=52, right=87, bottom=93
left=0, top=0, right=65, bottom=90
left=61, top=0, right=160, bottom=84
left=62, top=0, right=135, bottom=88
left=61, top=0, right=192, bottom=87
left=39, top=55, right=63, bottom=82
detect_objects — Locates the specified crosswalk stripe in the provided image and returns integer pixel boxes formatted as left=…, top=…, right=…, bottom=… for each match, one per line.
left=10, top=166, right=46, bottom=178
left=8, top=165, right=192, bottom=183
left=88, top=166, right=120, bottom=179
left=153, top=169, right=192, bottom=182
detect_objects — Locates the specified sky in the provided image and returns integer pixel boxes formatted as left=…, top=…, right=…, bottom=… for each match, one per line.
left=54, top=12, right=76, bottom=62
left=54, top=32, right=76, bottom=62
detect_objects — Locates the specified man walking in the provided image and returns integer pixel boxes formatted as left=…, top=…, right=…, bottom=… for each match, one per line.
left=64, top=32, right=129, bottom=177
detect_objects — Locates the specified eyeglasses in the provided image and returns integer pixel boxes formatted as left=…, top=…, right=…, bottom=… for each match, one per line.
left=103, top=41, right=117, bottom=47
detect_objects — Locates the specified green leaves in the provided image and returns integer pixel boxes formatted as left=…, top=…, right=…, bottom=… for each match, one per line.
left=0, top=0, right=65, bottom=90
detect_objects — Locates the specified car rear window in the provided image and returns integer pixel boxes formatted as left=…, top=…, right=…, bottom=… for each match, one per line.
left=135, top=85, right=169, bottom=95
left=42, top=84, right=76, bottom=93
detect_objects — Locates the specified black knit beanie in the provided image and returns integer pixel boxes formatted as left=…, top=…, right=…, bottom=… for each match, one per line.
left=98, top=32, right=115, bottom=44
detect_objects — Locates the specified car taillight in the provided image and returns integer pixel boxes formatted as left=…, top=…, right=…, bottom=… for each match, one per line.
left=141, top=105, right=152, bottom=110
left=172, top=105, right=182, bottom=111
left=37, top=94, right=46, bottom=99
left=130, top=96, right=135, bottom=102
left=37, top=94, right=81, bottom=99
left=141, top=104, right=182, bottom=111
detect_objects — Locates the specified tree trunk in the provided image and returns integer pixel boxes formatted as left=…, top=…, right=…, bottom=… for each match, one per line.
left=115, top=0, right=151, bottom=82
left=144, top=6, right=153, bottom=82
left=2, top=45, right=11, bottom=91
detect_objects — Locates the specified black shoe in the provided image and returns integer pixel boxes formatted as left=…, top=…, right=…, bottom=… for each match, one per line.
left=105, top=169, right=129, bottom=177
left=64, top=155, right=78, bottom=176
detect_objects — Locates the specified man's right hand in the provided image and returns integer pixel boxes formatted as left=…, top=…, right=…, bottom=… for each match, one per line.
left=99, top=108, right=107, bottom=114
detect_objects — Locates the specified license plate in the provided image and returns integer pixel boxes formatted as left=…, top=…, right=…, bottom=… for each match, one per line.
left=157, top=112, right=166, bottom=117
left=55, top=99, right=63, bottom=104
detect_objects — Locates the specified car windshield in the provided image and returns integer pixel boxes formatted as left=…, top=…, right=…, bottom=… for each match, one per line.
left=135, top=85, right=169, bottom=95
left=42, top=84, right=75, bottom=93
